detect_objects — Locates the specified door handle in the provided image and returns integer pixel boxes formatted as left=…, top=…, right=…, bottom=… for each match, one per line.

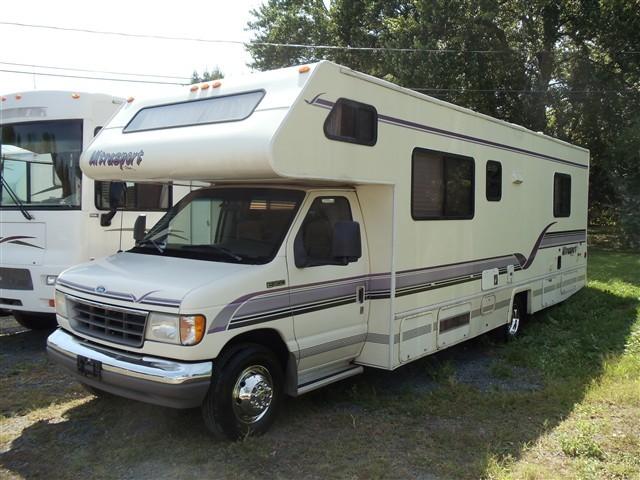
left=357, top=286, right=365, bottom=304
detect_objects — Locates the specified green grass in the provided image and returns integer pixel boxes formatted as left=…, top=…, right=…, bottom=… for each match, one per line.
left=0, top=249, right=638, bottom=480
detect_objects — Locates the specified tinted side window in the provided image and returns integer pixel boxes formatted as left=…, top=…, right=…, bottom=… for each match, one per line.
left=553, top=173, right=571, bottom=217
left=486, top=160, right=502, bottom=201
left=95, top=181, right=171, bottom=211
left=412, top=149, right=475, bottom=220
left=297, top=197, right=352, bottom=266
left=324, top=98, right=377, bottom=146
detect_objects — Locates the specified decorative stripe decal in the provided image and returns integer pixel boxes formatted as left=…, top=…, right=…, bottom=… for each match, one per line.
left=0, top=235, right=43, bottom=250
left=307, top=95, right=588, bottom=170
left=57, top=278, right=181, bottom=308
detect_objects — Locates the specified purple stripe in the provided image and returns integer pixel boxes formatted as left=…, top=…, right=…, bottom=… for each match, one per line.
left=310, top=96, right=587, bottom=169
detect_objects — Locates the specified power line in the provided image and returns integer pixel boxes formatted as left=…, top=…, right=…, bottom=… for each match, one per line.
left=0, top=68, right=184, bottom=85
left=4, top=21, right=638, bottom=55
left=1, top=67, right=632, bottom=94
left=0, top=61, right=190, bottom=80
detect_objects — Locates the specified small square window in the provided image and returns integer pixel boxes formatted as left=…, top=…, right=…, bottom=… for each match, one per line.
left=324, top=98, right=377, bottom=146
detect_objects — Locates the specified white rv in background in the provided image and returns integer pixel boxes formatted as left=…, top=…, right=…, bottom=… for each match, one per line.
left=0, top=91, right=181, bottom=329
left=47, top=62, right=588, bottom=440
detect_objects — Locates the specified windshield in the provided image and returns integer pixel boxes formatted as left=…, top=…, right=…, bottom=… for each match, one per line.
left=131, top=188, right=305, bottom=264
left=0, top=120, right=83, bottom=208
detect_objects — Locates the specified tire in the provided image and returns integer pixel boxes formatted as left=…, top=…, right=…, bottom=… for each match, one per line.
left=503, top=295, right=527, bottom=341
left=202, top=344, right=284, bottom=441
left=13, top=312, right=58, bottom=330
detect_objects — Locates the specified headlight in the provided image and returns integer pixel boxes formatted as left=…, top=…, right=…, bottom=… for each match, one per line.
left=179, top=315, right=206, bottom=346
left=146, top=313, right=206, bottom=345
left=146, top=312, right=180, bottom=344
left=45, top=275, right=58, bottom=286
left=55, top=290, right=67, bottom=318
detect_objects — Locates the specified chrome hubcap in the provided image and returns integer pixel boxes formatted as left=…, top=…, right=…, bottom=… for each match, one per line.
left=508, top=307, right=520, bottom=336
left=232, top=365, right=274, bottom=424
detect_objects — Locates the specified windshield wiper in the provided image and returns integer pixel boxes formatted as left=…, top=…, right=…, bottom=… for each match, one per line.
left=183, top=244, right=243, bottom=262
left=137, top=237, right=166, bottom=254
left=0, top=175, right=34, bottom=220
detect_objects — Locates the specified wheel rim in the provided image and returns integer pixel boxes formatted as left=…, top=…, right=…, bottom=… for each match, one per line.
left=508, top=306, right=520, bottom=336
left=232, top=365, right=274, bottom=424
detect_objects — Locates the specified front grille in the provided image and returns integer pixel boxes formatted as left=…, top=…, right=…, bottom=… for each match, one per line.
left=0, top=267, right=33, bottom=290
left=68, top=297, right=148, bottom=347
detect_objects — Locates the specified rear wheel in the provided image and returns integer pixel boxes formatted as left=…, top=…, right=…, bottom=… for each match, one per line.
left=202, top=344, right=283, bottom=440
left=13, top=312, right=58, bottom=330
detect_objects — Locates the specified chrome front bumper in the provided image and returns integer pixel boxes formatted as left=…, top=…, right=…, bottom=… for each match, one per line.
left=47, top=328, right=212, bottom=408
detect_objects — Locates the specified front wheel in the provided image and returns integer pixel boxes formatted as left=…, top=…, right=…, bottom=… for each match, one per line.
left=13, top=312, right=58, bottom=330
left=202, top=344, right=283, bottom=440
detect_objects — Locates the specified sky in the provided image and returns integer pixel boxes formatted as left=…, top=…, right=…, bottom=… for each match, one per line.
left=0, top=0, right=267, bottom=98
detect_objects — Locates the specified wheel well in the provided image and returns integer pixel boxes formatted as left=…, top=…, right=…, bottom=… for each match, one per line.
left=514, top=290, right=529, bottom=314
left=222, top=329, right=290, bottom=370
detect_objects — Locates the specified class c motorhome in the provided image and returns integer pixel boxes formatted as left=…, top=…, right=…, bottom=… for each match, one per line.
left=46, top=62, right=588, bottom=440
left=0, top=91, right=184, bottom=329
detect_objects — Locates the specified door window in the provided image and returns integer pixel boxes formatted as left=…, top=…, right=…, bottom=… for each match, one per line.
left=296, top=196, right=353, bottom=267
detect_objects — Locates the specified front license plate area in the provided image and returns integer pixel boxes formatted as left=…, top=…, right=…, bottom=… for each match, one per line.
left=77, top=355, right=102, bottom=379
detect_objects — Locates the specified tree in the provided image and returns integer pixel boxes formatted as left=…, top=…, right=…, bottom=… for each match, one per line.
left=191, top=66, right=225, bottom=84
left=247, top=0, right=640, bottom=246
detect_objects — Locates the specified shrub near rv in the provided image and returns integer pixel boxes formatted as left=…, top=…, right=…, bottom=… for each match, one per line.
left=46, top=62, right=588, bottom=440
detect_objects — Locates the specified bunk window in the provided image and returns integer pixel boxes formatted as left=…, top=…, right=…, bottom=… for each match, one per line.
left=486, top=160, right=502, bottom=201
left=95, top=181, right=171, bottom=211
left=323, top=98, right=377, bottom=146
left=123, top=90, right=265, bottom=133
left=553, top=173, right=571, bottom=217
left=411, top=148, right=475, bottom=220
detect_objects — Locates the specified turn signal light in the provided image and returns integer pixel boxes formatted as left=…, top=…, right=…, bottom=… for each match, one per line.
left=298, top=65, right=310, bottom=73
left=180, top=315, right=206, bottom=346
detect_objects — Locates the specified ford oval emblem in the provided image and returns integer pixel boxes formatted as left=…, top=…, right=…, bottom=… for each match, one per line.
left=95, top=285, right=107, bottom=293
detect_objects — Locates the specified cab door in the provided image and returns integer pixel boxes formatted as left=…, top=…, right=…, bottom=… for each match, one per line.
left=286, top=191, right=370, bottom=372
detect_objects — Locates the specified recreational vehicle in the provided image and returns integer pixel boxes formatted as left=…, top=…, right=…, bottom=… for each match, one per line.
left=0, top=91, right=181, bottom=329
left=47, top=62, right=588, bottom=440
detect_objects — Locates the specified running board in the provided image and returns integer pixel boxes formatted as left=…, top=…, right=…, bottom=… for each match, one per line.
left=297, top=366, right=363, bottom=395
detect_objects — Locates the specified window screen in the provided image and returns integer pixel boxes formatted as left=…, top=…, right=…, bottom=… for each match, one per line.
left=324, top=98, right=377, bottom=146
left=123, top=90, right=265, bottom=133
left=553, top=173, right=571, bottom=217
left=486, top=160, right=502, bottom=201
left=412, top=149, right=475, bottom=220
left=95, top=181, right=171, bottom=211
left=298, top=197, right=353, bottom=265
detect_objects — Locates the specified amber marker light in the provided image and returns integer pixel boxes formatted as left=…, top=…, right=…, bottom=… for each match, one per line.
left=127, top=96, right=135, bottom=103
left=15, top=94, right=22, bottom=100
left=200, top=83, right=210, bottom=90
left=298, top=65, right=311, bottom=74
left=71, top=93, right=80, bottom=99
left=190, top=85, right=198, bottom=92
left=180, top=315, right=206, bottom=346
left=1, top=96, right=6, bottom=102
left=212, top=81, right=222, bottom=88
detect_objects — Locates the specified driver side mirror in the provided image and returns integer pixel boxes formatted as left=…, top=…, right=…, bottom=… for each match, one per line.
left=133, top=214, right=146, bottom=243
left=100, top=181, right=126, bottom=227
left=332, top=221, right=362, bottom=264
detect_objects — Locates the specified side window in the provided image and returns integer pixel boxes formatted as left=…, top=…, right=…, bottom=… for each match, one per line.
left=324, top=98, right=377, bottom=146
left=553, top=173, right=571, bottom=217
left=486, top=160, right=502, bottom=201
left=296, top=196, right=352, bottom=266
left=95, top=181, right=171, bottom=211
left=411, top=148, right=475, bottom=220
